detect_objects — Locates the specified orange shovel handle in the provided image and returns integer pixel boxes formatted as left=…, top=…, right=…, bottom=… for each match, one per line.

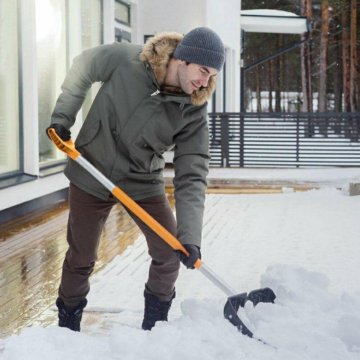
left=48, top=128, right=202, bottom=269
left=47, top=128, right=81, bottom=161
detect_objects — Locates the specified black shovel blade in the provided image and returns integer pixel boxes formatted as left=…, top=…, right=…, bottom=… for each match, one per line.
left=224, top=292, right=254, bottom=337
left=223, top=287, right=276, bottom=338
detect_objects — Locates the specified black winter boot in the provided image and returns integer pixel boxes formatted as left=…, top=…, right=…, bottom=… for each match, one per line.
left=56, top=298, right=87, bottom=332
left=142, top=291, right=175, bottom=330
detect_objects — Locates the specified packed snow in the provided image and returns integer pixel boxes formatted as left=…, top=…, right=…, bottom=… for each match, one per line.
left=2, top=186, right=360, bottom=360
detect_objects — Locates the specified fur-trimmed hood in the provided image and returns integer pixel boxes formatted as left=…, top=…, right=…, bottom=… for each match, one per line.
left=139, top=32, right=216, bottom=106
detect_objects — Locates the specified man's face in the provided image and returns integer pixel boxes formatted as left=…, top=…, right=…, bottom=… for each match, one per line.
left=177, top=62, right=218, bottom=95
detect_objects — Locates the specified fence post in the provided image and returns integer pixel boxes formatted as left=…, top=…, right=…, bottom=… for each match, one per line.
left=296, top=115, right=300, bottom=168
left=240, top=113, right=244, bottom=167
left=220, top=114, right=229, bottom=167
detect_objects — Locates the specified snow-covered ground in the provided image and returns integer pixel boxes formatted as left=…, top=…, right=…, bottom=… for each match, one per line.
left=205, top=167, right=360, bottom=185
left=2, top=184, right=360, bottom=359
left=164, top=167, right=360, bottom=188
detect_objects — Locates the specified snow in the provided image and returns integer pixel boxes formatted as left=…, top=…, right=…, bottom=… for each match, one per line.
left=205, top=167, right=360, bottom=186
left=2, top=185, right=360, bottom=360
left=241, top=9, right=300, bottom=18
left=172, top=167, right=360, bottom=183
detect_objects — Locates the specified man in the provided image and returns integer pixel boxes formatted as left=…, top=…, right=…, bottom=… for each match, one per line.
left=47, top=27, right=225, bottom=332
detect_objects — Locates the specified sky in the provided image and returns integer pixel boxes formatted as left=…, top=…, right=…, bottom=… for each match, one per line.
left=1, top=175, right=360, bottom=360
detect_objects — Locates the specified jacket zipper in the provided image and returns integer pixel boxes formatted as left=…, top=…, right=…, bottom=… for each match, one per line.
left=150, top=89, right=160, bottom=97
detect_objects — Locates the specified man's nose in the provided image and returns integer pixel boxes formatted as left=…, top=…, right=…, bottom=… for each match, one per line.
left=200, top=75, right=210, bottom=87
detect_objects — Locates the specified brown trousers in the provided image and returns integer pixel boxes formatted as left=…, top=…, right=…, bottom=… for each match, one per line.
left=59, top=183, right=180, bottom=308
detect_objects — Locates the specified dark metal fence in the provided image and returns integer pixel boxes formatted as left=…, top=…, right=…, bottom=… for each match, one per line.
left=208, top=112, right=360, bottom=167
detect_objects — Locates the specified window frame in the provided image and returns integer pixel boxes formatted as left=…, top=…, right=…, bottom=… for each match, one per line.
left=37, top=0, right=69, bottom=172
left=114, top=0, right=130, bottom=27
left=0, top=0, right=23, bottom=183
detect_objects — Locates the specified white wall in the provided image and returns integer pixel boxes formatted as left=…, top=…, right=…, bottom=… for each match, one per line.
left=21, top=0, right=39, bottom=176
left=206, top=0, right=241, bottom=112
left=206, top=0, right=240, bottom=51
left=129, top=0, right=142, bottom=45
left=103, top=0, right=115, bottom=43
left=139, top=0, right=206, bottom=36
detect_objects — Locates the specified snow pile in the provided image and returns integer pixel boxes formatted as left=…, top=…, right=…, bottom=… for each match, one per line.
left=2, top=265, right=360, bottom=360
left=257, top=265, right=360, bottom=357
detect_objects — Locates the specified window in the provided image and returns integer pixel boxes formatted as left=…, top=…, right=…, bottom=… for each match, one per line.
left=81, top=0, right=103, bottom=50
left=115, top=28, right=131, bottom=43
left=0, top=0, right=20, bottom=176
left=115, top=1, right=130, bottom=26
left=36, top=0, right=67, bottom=166
left=81, top=0, right=103, bottom=119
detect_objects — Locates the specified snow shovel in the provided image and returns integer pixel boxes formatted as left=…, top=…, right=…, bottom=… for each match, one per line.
left=48, top=128, right=276, bottom=338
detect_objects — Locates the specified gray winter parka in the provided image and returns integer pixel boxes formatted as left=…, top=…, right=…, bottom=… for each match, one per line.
left=51, top=32, right=217, bottom=247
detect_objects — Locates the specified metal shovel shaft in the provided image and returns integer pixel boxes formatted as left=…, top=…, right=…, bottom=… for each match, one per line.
left=198, top=263, right=237, bottom=297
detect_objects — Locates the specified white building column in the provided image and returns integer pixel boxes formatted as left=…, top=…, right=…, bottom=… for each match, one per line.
left=103, top=0, right=115, bottom=44
left=20, top=0, right=39, bottom=176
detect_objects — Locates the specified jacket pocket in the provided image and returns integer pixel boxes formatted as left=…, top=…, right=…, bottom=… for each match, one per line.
left=75, top=119, right=101, bottom=148
left=129, top=138, right=165, bottom=174
left=149, top=153, right=165, bottom=172
left=75, top=119, right=117, bottom=178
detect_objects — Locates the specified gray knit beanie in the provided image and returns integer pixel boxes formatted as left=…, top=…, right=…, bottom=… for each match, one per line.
left=173, top=27, right=225, bottom=71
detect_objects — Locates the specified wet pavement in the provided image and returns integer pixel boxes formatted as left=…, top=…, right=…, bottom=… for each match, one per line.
left=0, top=195, right=170, bottom=338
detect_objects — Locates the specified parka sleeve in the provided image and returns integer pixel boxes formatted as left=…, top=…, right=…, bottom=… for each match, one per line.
left=173, top=106, right=210, bottom=248
left=51, top=43, right=124, bottom=129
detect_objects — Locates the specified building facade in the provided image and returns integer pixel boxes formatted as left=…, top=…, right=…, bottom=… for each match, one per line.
left=0, top=0, right=241, bottom=222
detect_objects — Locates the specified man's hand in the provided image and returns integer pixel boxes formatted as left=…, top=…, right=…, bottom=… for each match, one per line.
left=175, top=244, right=201, bottom=269
left=46, top=124, right=71, bottom=141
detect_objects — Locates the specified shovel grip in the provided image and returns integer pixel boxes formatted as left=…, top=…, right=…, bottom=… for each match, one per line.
left=47, top=128, right=80, bottom=161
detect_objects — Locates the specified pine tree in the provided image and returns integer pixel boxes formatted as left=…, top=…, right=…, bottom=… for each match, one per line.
left=318, top=0, right=330, bottom=112
left=301, top=0, right=313, bottom=112
left=341, top=3, right=351, bottom=112
left=350, top=0, right=358, bottom=112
